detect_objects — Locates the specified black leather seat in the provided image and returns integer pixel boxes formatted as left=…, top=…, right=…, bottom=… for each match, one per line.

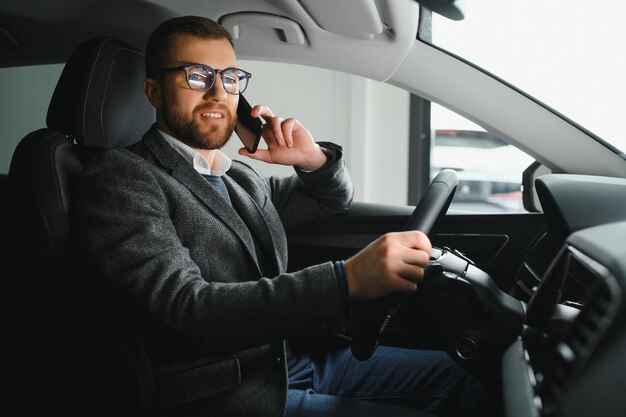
left=7, top=37, right=155, bottom=416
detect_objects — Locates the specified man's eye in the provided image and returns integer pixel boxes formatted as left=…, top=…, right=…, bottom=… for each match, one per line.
left=189, top=73, right=206, bottom=81
left=223, top=75, right=238, bottom=86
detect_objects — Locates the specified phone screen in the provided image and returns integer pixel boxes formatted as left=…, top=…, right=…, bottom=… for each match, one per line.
left=235, top=95, right=263, bottom=153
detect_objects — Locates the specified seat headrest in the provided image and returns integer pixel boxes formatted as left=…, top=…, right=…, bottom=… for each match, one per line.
left=47, top=36, right=155, bottom=149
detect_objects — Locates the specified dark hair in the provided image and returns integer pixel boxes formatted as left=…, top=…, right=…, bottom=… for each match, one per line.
left=145, top=15, right=234, bottom=77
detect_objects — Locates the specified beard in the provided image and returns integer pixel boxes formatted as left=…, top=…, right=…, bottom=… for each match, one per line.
left=162, top=100, right=236, bottom=150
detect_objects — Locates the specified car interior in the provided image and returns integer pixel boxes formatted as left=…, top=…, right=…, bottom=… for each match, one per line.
left=2, top=1, right=626, bottom=416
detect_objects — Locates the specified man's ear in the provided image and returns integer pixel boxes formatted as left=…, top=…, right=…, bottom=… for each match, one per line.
left=144, top=78, right=163, bottom=109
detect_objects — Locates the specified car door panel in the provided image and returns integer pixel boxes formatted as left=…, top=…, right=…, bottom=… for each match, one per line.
left=287, top=202, right=546, bottom=291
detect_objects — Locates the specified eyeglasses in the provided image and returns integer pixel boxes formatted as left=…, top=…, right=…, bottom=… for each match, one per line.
left=151, top=64, right=251, bottom=95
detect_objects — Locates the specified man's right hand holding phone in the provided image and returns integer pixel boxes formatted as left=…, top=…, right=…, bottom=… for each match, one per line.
left=238, top=104, right=328, bottom=172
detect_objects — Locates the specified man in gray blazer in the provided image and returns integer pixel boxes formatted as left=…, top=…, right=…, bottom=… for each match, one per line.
left=75, top=15, right=483, bottom=417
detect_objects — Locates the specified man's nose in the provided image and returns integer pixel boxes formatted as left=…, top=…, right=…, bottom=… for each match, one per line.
left=203, top=75, right=227, bottom=101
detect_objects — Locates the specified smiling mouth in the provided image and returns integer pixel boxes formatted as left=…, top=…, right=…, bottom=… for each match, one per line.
left=201, top=112, right=224, bottom=119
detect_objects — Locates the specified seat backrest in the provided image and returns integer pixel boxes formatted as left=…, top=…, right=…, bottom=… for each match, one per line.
left=7, top=37, right=155, bottom=417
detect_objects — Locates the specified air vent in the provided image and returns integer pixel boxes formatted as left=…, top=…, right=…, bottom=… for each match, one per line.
left=539, top=247, right=621, bottom=415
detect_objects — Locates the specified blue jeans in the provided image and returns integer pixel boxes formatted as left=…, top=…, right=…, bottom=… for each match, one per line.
left=286, top=346, right=484, bottom=417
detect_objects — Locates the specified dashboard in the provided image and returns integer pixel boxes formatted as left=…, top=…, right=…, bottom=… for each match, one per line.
left=503, top=174, right=626, bottom=417
left=514, top=174, right=626, bottom=301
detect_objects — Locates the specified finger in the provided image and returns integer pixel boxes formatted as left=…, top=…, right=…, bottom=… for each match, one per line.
left=251, top=104, right=274, bottom=121
left=269, top=116, right=286, bottom=146
left=260, top=123, right=277, bottom=146
left=377, top=233, right=430, bottom=266
left=400, top=247, right=431, bottom=268
left=398, top=263, right=426, bottom=282
left=381, top=252, right=425, bottom=282
left=282, top=118, right=297, bottom=148
left=238, top=148, right=273, bottom=163
left=397, top=230, right=432, bottom=256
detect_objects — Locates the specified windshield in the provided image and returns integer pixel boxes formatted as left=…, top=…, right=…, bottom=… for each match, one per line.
left=430, top=0, right=626, bottom=153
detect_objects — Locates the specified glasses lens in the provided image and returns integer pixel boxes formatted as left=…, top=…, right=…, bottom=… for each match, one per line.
left=186, top=65, right=215, bottom=90
left=222, top=69, right=249, bottom=94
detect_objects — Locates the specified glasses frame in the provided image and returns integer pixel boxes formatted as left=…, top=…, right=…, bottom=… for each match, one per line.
left=151, top=64, right=252, bottom=95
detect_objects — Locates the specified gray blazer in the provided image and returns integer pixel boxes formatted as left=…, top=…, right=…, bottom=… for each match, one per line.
left=74, top=126, right=354, bottom=416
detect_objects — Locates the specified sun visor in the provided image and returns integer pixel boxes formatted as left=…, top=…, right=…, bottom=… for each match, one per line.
left=299, top=0, right=383, bottom=40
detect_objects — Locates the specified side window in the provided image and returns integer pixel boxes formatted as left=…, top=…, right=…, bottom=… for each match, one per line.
left=430, top=103, right=534, bottom=213
left=233, top=61, right=535, bottom=212
left=0, top=64, right=64, bottom=174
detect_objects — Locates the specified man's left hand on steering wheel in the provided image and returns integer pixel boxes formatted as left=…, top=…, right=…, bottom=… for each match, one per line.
left=349, top=169, right=459, bottom=360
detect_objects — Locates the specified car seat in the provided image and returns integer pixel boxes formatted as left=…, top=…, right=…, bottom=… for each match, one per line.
left=7, top=36, right=155, bottom=416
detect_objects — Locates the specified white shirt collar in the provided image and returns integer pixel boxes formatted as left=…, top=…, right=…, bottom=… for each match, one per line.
left=158, top=129, right=232, bottom=176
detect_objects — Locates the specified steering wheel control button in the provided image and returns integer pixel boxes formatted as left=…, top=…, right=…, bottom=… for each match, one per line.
left=456, top=336, right=478, bottom=360
left=439, top=250, right=470, bottom=276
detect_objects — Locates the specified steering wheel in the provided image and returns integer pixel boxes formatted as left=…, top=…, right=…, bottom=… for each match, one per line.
left=351, top=169, right=459, bottom=361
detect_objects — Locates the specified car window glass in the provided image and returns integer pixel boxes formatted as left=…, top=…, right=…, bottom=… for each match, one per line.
left=0, top=64, right=64, bottom=174
left=429, top=0, right=626, bottom=153
left=431, top=103, right=534, bottom=213
left=224, top=60, right=537, bottom=213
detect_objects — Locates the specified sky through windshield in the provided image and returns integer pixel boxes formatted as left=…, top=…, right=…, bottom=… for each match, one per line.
left=432, top=0, right=626, bottom=153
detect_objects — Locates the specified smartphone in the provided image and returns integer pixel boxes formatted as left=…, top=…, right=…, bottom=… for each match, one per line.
left=235, top=95, right=263, bottom=153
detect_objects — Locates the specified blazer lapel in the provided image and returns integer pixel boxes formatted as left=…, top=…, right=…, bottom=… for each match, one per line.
left=141, top=128, right=263, bottom=275
left=222, top=176, right=281, bottom=276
